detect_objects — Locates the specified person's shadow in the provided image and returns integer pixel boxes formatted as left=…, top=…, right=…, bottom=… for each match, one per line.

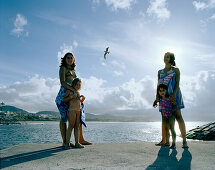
left=177, top=148, right=192, bottom=170
left=146, top=147, right=192, bottom=170
left=0, top=146, right=64, bottom=169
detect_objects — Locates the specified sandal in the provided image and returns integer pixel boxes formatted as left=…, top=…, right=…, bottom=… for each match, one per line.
left=80, top=141, right=92, bottom=145
left=74, top=143, right=85, bottom=148
left=155, top=141, right=165, bottom=146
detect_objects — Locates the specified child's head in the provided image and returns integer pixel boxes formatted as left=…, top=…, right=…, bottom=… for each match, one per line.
left=158, top=84, right=169, bottom=99
left=72, top=78, right=82, bottom=91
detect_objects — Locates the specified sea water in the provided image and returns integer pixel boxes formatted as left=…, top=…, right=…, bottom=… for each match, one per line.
left=0, top=121, right=208, bottom=149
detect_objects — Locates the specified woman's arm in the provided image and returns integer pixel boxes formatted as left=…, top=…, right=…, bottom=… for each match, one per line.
left=59, top=66, right=75, bottom=91
left=63, top=90, right=70, bottom=102
left=172, top=67, right=180, bottom=97
left=63, top=90, right=77, bottom=102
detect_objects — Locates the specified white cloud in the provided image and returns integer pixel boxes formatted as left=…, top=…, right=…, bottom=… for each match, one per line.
left=92, top=0, right=100, bottom=5
left=81, top=75, right=157, bottom=114
left=36, top=13, right=77, bottom=29
left=200, top=19, right=207, bottom=32
left=147, top=0, right=170, bottom=21
left=193, top=1, right=207, bottom=10
left=100, top=59, right=126, bottom=77
left=105, top=0, right=136, bottom=11
left=101, top=62, right=107, bottom=66
left=11, top=14, right=28, bottom=37
left=57, top=42, right=78, bottom=65
left=113, top=70, right=123, bottom=76
left=181, top=70, right=215, bottom=121
left=73, top=40, right=78, bottom=48
left=193, top=0, right=215, bottom=10
left=0, top=71, right=214, bottom=120
left=209, top=13, right=215, bottom=19
left=111, top=60, right=126, bottom=70
left=91, top=0, right=100, bottom=11
left=0, top=75, right=60, bottom=113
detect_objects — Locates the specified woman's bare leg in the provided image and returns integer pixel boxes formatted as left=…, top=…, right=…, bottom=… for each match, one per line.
left=79, top=124, right=92, bottom=145
left=59, top=118, right=66, bottom=144
left=175, top=109, right=188, bottom=148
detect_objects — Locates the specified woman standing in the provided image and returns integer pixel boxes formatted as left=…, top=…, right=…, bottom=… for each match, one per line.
left=154, top=52, right=188, bottom=148
left=56, top=52, right=92, bottom=148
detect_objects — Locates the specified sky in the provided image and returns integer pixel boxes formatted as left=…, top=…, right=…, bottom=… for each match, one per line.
left=0, top=0, right=215, bottom=121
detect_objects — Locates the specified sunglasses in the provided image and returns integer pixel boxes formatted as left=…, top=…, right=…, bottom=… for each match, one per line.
left=66, top=57, right=73, bottom=59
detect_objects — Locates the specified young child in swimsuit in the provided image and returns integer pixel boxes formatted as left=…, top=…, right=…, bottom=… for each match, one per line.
left=153, top=84, right=176, bottom=149
left=63, top=78, right=85, bottom=149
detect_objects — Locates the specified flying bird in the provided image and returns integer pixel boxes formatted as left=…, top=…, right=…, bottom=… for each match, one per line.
left=104, top=47, right=110, bottom=60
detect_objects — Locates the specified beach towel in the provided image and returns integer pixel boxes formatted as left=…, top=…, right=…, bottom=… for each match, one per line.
left=80, top=103, right=87, bottom=128
left=55, top=86, right=69, bottom=123
left=158, top=69, right=184, bottom=110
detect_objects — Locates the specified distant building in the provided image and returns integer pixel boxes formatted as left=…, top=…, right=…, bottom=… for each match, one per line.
left=0, top=102, right=5, bottom=111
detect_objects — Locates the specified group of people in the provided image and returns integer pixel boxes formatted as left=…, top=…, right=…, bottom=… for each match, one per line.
left=55, top=51, right=188, bottom=149
left=153, top=52, right=188, bottom=149
left=56, top=52, right=92, bottom=149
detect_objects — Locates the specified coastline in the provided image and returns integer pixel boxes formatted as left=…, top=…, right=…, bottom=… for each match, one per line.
left=1, top=141, right=215, bottom=170
left=1, top=120, right=210, bottom=125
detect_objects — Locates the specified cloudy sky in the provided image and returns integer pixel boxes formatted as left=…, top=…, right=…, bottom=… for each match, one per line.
left=0, top=0, right=215, bottom=121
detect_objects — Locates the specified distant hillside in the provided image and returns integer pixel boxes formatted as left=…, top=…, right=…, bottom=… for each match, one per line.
left=0, top=105, right=152, bottom=122
left=85, top=113, right=150, bottom=122
left=36, top=111, right=59, bottom=116
left=0, top=105, right=29, bottom=114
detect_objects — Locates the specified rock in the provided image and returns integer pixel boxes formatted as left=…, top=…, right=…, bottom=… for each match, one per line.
left=186, top=122, right=215, bottom=141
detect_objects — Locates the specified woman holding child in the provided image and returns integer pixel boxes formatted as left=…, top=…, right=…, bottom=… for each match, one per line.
left=154, top=52, right=188, bottom=148
left=56, top=52, right=91, bottom=149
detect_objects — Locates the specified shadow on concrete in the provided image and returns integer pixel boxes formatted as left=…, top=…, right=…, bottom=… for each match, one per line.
left=0, top=146, right=64, bottom=169
left=178, top=148, right=192, bottom=170
left=146, top=147, right=192, bottom=170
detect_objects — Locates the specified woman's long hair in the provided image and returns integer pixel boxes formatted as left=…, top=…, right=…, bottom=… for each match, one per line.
left=60, top=52, right=76, bottom=70
left=165, top=52, right=176, bottom=66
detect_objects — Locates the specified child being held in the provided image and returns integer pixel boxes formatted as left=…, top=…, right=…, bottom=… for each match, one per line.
left=153, top=84, right=176, bottom=149
left=63, top=78, right=85, bottom=149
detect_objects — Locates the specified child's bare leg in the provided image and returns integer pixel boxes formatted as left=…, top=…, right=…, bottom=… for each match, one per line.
left=74, top=113, right=80, bottom=144
left=74, top=113, right=84, bottom=148
left=169, top=115, right=176, bottom=149
left=65, top=111, right=76, bottom=148
left=59, top=118, right=67, bottom=145
left=155, top=115, right=166, bottom=146
left=163, top=117, right=170, bottom=146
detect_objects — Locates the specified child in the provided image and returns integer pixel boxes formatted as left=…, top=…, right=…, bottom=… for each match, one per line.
left=153, top=84, right=176, bottom=149
left=63, top=78, right=85, bottom=149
